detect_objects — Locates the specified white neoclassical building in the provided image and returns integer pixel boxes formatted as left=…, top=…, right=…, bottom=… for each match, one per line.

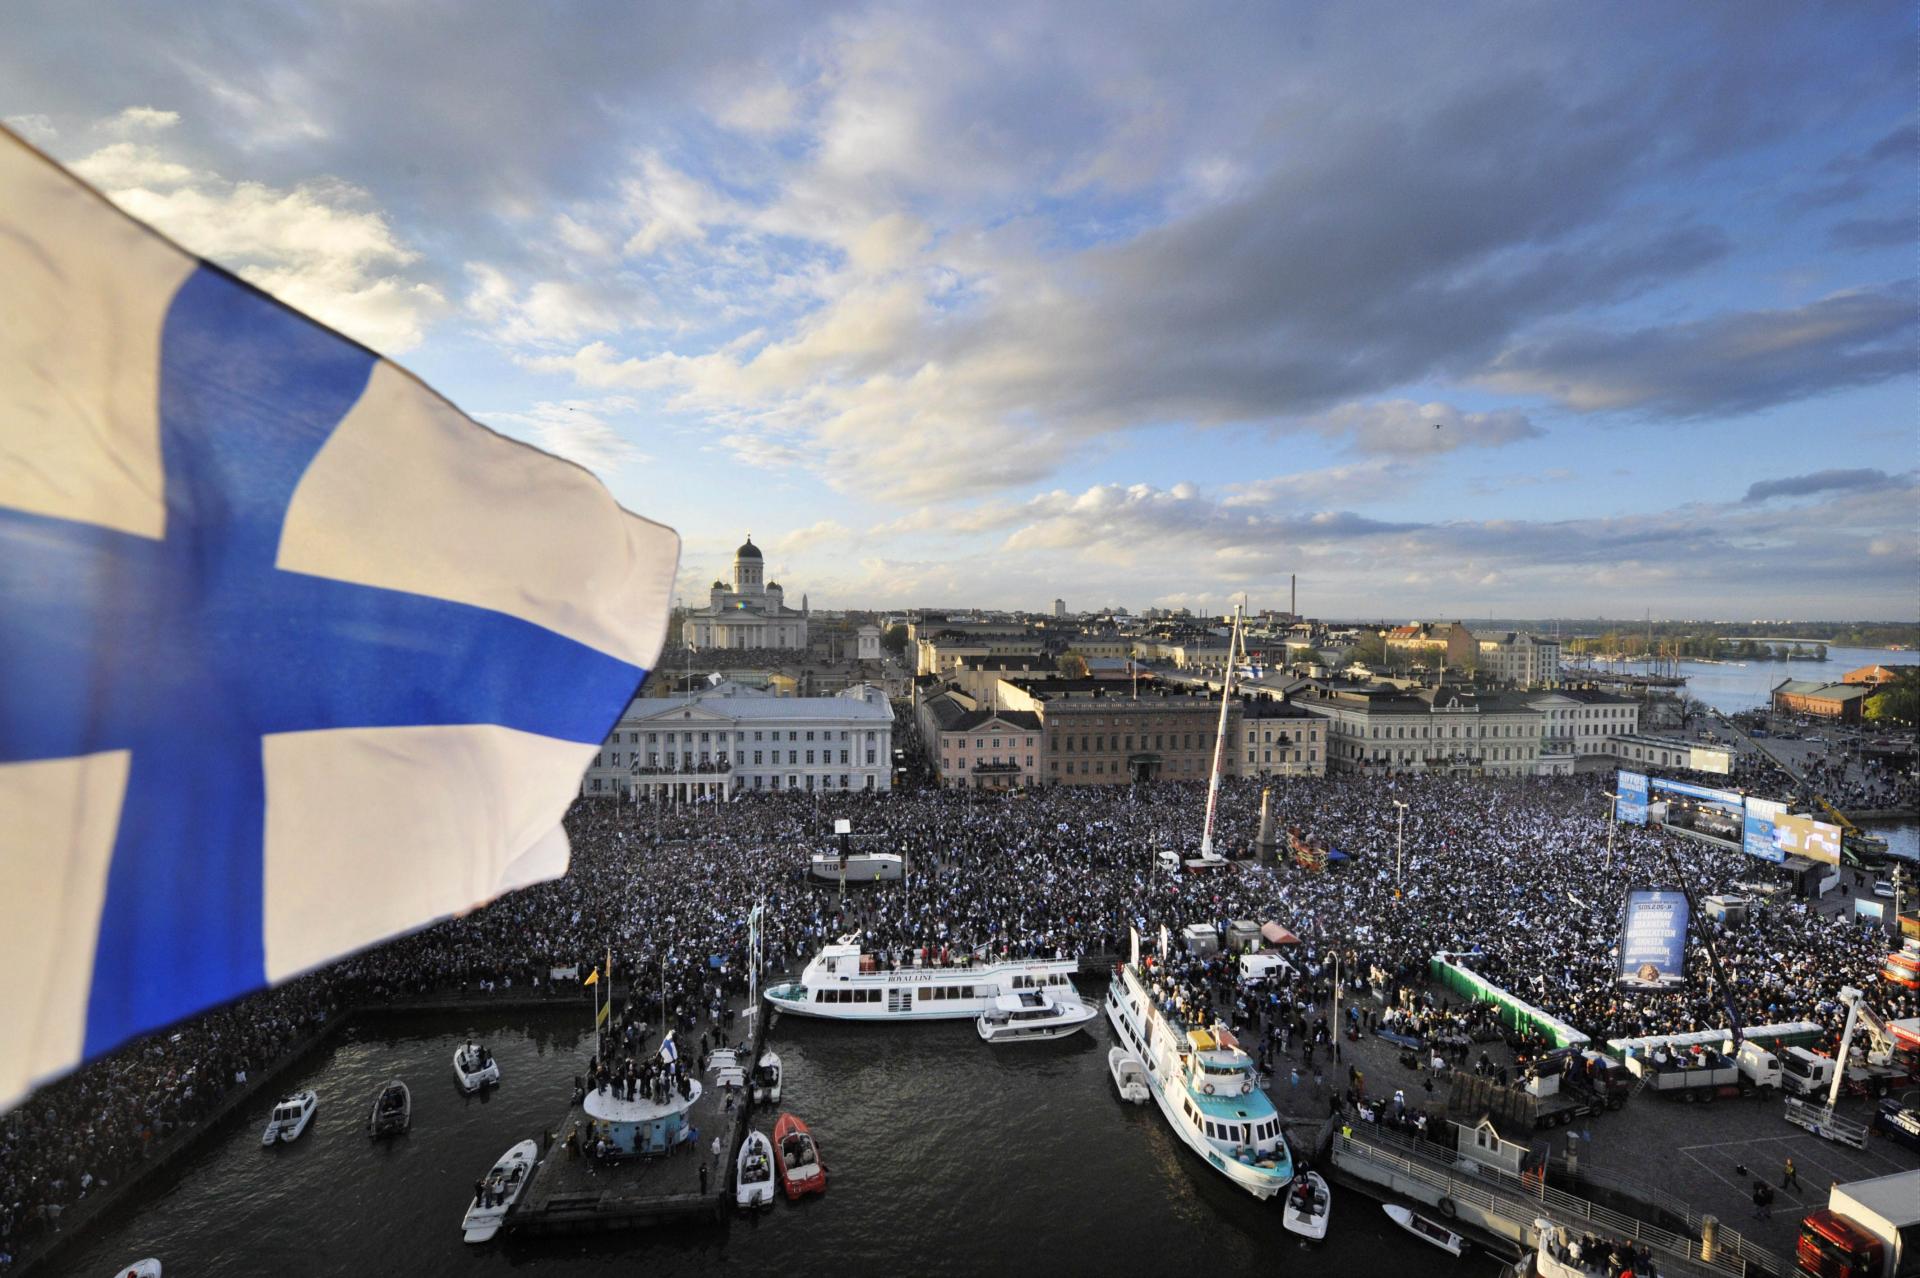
left=682, top=535, right=810, bottom=651
left=580, top=683, right=894, bottom=801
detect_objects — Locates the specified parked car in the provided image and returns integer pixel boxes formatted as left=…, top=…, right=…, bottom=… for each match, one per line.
left=1873, top=880, right=1896, bottom=899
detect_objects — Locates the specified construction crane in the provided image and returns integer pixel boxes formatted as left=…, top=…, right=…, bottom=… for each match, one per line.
left=1810, top=794, right=1890, bottom=864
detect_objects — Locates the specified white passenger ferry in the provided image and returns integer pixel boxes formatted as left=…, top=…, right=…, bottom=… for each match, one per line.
left=765, top=937, right=1080, bottom=1021
left=1105, top=935, right=1293, bottom=1199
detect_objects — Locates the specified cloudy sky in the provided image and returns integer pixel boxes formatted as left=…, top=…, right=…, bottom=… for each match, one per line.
left=8, top=2, right=1914, bottom=619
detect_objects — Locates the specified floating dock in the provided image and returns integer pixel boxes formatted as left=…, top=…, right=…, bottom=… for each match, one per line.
left=506, top=991, right=767, bottom=1237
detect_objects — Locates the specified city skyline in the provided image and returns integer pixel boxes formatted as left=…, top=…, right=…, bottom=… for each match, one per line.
left=6, top=1, right=1914, bottom=618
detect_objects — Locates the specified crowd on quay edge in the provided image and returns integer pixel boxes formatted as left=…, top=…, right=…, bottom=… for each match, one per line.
left=3, top=764, right=1912, bottom=1263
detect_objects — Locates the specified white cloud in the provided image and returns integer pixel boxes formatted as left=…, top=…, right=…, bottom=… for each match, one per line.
left=103, top=105, right=180, bottom=134
left=71, top=119, right=443, bottom=353
left=1310, top=400, right=1540, bottom=456
left=776, top=519, right=853, bottom=553
left=4, top=113, right=57, bottom=146
left=464, top=265, right=641, bottom=346
left=478, top=399, right=650, bottom=476
left=714, top=78, right=799, bottom=135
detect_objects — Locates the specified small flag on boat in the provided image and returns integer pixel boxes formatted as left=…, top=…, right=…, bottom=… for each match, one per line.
left=0, top=127, right=681, bottom=1113
left=583, top=967, right=600, bottom=987
left=659, top=1032, right=678, bottom=1065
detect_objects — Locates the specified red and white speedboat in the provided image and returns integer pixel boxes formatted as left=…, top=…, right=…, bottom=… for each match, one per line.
left=773, top=1113, right=826, bottom=1200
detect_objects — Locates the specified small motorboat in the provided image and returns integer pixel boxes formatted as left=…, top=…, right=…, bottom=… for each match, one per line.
left=1283, top=1170, right=1331, bottom=1242
left=368, top=1079, right=411, bottom=1137
left=260, top=1090, right=317, bottom=1146
left=735, top=1129, right=775, bottom=1209
left=453, top=1041, right=500, bottom=1094
left=111, top=1262, right=161, bottom=1278
left=753, top=1050, right=782, bottom=1104
left=1384, top=1203, right=1464, bottom=1257
left=461, top=1138, right=538, bottom=1242
left=1108, top=1048, right=1150, bottom=1103
left=773, top=1113, right=826, bottom=1200
left=976, top=989, right=1099, bottom=1043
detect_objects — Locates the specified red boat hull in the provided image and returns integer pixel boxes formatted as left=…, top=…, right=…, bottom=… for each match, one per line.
left=773, top=1113, right=826, bottom=1200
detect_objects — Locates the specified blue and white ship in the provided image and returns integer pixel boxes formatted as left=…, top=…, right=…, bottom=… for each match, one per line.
left=1105, top=937, right=1293, bottom=1199
left=1103, top=602, right=1293, bottom=1200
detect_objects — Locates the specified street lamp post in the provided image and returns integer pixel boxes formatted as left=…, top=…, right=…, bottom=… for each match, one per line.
left=1604, top=791, right=1621, bottom=865
left=1392, top=799, right=1409, bottom=898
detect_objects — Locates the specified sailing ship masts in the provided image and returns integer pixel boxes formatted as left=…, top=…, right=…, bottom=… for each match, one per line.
left=1198, top=605, right=1242, bottom=856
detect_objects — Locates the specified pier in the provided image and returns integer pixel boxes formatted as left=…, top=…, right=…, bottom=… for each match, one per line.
left=505, top=987, right=769, bottom=1237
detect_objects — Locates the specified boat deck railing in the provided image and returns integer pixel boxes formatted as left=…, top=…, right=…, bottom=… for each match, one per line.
left=1333, top=1130, right=1781, bottom=1278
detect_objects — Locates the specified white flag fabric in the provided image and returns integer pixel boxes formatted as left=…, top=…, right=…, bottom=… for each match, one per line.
left=0, top=130, right=680, bottom=1110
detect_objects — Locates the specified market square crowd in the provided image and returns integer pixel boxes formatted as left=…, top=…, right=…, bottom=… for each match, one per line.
left=3, top=763, right=1910, bottom=1265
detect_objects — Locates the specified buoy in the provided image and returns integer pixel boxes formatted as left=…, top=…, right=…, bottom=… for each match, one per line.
left=1204, top=1083, right=1216, bottom=1095
left=1438, top=1196, right=1458, bottom=1219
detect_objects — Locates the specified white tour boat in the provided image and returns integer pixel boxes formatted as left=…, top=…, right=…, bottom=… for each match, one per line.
left=111, top=1260, right=161, bottom=1277
left=260, top=1090, right=317, bottom=1146
left=1108, top=1048, right=1150, bottom=1103
left=765, top=937, right=1082, bottom=1022
left=977, top=988, right=1098, bottom=1043
left=1104, top=951, right=1293, bottom=1198
left=1385, top=1204, right=1465, bottom=1256
left=808, top=851, right=903, bottom=883
left=461, top=1138, right=538, bottom=1242
left=453, top=1041, right=500, bottom=1093
left=1283, top=1170, right=1331, bottom=1241
left=735, top=1129, right=776, bottom=1209
left=752, top=1050, right=783, bottom=1103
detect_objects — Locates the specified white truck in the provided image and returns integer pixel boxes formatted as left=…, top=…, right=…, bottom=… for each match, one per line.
left=1624, top=1037, right=1782, bottom=1101
left=1796, top=1168, right=1920, bottom=1277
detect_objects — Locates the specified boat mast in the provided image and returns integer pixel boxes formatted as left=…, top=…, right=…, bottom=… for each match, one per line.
left=1198, top=604, right=1242, bottom=858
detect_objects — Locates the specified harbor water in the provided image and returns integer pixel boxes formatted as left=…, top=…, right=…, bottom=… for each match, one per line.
left=1596, top=643, right=1905, bottom=717
left=59, top=1004, right=1506, bottom=1277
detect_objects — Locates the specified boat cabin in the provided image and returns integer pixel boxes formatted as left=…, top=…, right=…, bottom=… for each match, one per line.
left=272, top=1099, right=306, bottom=1124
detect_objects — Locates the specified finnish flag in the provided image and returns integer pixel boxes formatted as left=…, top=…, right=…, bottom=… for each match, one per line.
left=659, top=1032, right=679, bottom=1065
left=0, top=131, right=680, bottom=1110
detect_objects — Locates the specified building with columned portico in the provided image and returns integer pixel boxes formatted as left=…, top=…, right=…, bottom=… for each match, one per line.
left=682, top=535, right=810, bottom=651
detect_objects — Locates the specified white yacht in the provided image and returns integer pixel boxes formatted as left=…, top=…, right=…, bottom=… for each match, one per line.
left=453, top=1041, right=500, bottom=1093
left=735, top=1129, right=775, bottom=1209
left=461, top=1139, right=537, bottom=1242
left=752, top=1050, right=782, bottom=1103
left=111, top=1260, right=161, bottom=1277
left=976, top=988, right=1099, bottom=1043
left=260, top=1090, right=316, bottom=1146
left=766, top=937, right=1081, bottom=1021
left=808, top=852, right=903, bottom=883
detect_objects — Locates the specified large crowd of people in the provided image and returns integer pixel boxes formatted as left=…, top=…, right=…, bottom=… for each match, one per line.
left=2, top=755, right=1911, bottom=1265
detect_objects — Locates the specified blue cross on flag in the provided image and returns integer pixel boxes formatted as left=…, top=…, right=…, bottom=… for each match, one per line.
left=659, top=1032, right=679, bottom=1065
left=0, top=130, right=680, bottom=1111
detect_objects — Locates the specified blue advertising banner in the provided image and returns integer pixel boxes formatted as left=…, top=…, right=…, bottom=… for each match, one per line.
left=1617, top=888, right=1689, bottom=992
left=1743, top=797, right=1787, bottom=864
left=1615, top=770, right=1649, bottom=826
left=1649, top=777, right=1744, bottom=809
